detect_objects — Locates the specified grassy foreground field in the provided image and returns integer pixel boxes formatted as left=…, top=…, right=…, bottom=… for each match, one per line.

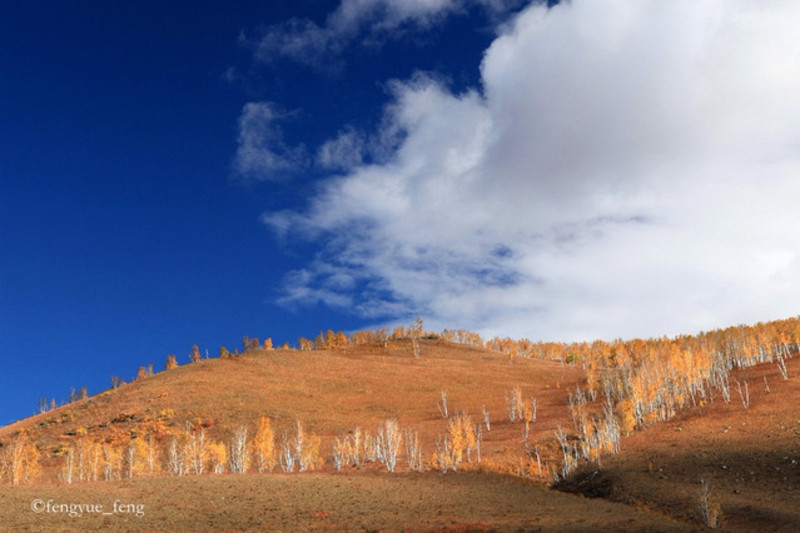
left=0, top=471, right=688, bottom=532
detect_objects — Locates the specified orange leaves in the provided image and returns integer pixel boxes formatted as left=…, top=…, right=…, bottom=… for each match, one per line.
left=1, top=432, right=40, bottom=485
left=207, top=440, right=227, bottom=474
left=435, top=413, right=478, bottom=473
left=315, top=329, right=349, bottom=350
left=615, top=399, right=636, bottom=436
left=252, top=416, right=276, bottom=473
left=297, top=337, right=314, bottom=350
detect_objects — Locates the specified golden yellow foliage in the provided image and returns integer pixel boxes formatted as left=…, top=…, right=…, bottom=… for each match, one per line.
left=2, top=433, right=41, bottom=485
left=252, top=416, right=276, bottom=473
left=207, top=441, right=227, bottom=474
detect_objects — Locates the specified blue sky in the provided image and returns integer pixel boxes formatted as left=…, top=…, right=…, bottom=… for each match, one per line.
left=2, top=0, right=799, bottom=426
left=0, top=0, right=525, bottom=424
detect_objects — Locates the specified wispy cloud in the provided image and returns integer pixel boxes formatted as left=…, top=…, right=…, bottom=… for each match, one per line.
left=264, top=0, right=800, bottom=341
left=245, top=0, right=526, bottom=70
left=316, top=127, right=367, bottom=171
left=233, top=102, right=307, bottom=181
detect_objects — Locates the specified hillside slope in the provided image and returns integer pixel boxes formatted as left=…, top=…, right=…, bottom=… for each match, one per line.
left=3, top=334, right=799, bottom=531
left=2, top=339, right=585, bottom=480
left=0, top=339, right=695, bottom=531
left=556, top=354, right=800, bottom=531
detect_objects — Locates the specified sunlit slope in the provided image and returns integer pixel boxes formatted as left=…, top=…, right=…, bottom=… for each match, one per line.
left=1, top=339, right=583, bottom=475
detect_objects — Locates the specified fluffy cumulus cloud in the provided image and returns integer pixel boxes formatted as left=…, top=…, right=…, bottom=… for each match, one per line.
left=248, top=0, right=526, bottom=69
left=265, top=0, right=800, bottom=341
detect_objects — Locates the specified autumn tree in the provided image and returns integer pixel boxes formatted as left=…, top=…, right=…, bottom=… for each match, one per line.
left=184, top=428, right=208, bottom=475
left=229, top=426, right=249, bottom=474
left=447, top=413, right=476, bottom=469
left=290, top=420, right=322, bottom=472
left=190, top=344, right=201, bottom=363
left=252, top=416, right=276, bottom=473
left=279, top=433, right=295, bottom=473
left=1, top=433, right=40, bottom=486
left=145, top=434, right=160, bottom=476
left=69, top=386, right=88, bottom=403
left=167, top=434, right=184, bottom=476
left=62, top=438, right=103, bottom=483
left=299, top=432, right=322, bottom=471
left=437, top=390, right=449, bottom=419
left=348, top=427, right=363, bottom=467
left=277, top=421, right=321, bottom=472
left=318, top=330, right=348, bottom=349
left=208, top=441, right=227, bottom=474
left=376, top=419, right=402, bottom=472
left=102, top=442, right=122, bottom=481
left=375, top=328, right=389, bottom=347
left=62, top=446, right=75, bottom=484
left=242, top=336, right=260, bottom=352
left=298, top=337, right=314, bottom=351
left=404, top=428, right=423, bottom=472
left=125, top=436, right=151, bottom=478
left=505, top=387, right=524, bottom=423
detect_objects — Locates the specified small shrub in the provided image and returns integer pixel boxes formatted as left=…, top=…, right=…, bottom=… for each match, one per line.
left=698, top=478, right=722, bottom=529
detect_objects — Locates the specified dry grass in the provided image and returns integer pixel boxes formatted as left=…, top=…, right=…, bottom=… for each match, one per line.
left=1, top=339, right=583, bottom=478
left=0, top=471, right=689, bottom=532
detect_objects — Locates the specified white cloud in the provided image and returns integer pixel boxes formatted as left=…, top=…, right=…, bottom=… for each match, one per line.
left=316, top=127, right=367, bottom=170
left=248, top=0, right=526, bottom=69
left=265, top=0, right=800, bottom=341
left=233, top=102, right=307, bottom=181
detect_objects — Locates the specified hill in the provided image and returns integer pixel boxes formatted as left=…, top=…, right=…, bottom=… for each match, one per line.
left=1, top=320, right=799, bottom=531
left=1, top=339, right=585, bottom=473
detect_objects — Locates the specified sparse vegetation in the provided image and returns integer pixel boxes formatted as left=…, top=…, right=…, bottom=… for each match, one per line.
left=375, top=418, right=402, bottom=472
left=437, top=390, right=448, bottom=419
left=0, top=432, right=40, bottom=485
left=698, top=477, right=722, bottom=529
left=189, top=345, right=201, bottom=363
left=228, top=426, right=248, bottom=474
left=435, top=413, right=478, bottom=473
left=505, top=386, right=524, bottom=423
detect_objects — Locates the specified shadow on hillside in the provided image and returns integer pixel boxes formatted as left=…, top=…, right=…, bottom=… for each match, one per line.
left=552, top=445, right=800, bottom=532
